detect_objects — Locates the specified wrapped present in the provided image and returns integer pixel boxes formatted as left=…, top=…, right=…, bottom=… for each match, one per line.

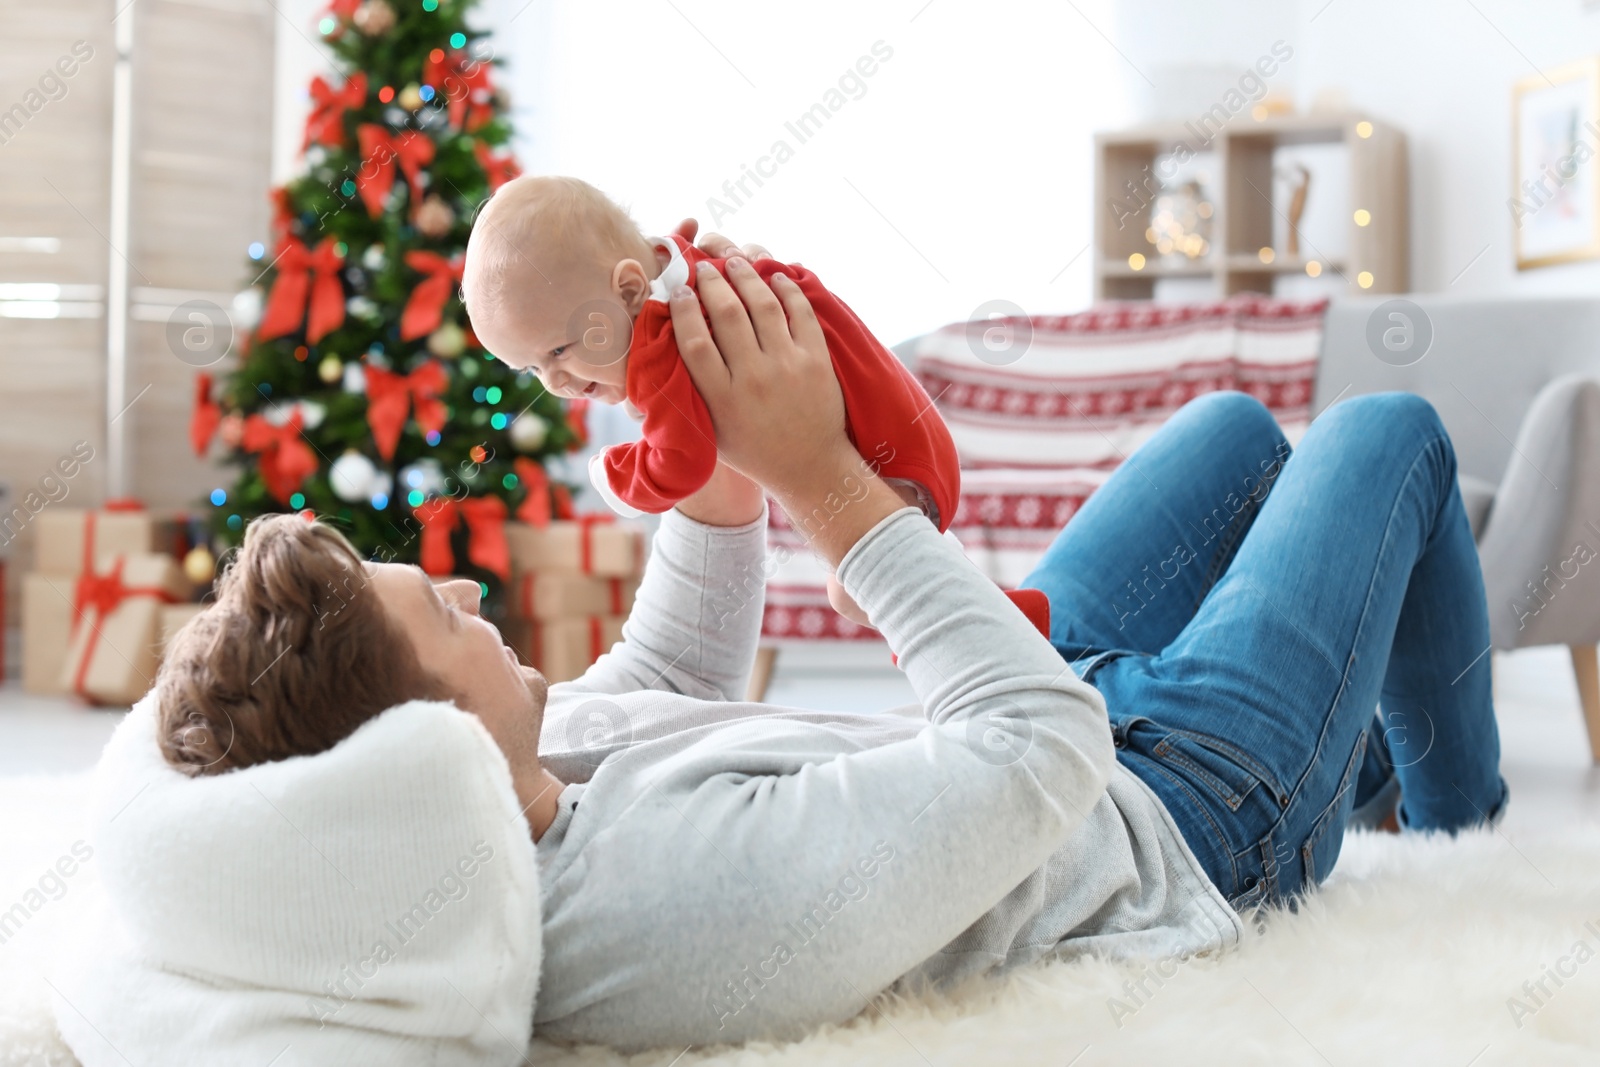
left=59, top=554, right=193, bottom=706
left=506, top=515, right=646, bottom=578
left=502, top=615, right=625, bottom=683
left=510, top=572, right=638, bottom=621
left=157, top=603, right=208, bottom=660
left=34, top=504, right=184, bottom=577
left=21, top=572, right=75, bottom=695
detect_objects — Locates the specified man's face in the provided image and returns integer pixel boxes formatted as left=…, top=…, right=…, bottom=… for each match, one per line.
left=366, top=562, right=548, bottom=773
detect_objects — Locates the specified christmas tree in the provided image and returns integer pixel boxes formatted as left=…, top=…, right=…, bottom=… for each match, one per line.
left=190, top=0, right=583, bottom=598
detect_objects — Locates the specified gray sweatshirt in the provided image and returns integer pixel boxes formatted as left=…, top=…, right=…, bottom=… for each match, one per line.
left=533, top=504, right=1243, bottom=1051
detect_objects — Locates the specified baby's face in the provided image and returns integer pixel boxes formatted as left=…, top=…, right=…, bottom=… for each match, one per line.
left=475, top=269, right=632, bottom=404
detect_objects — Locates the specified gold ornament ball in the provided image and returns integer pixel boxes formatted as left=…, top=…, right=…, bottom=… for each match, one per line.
left=352, top=0, right=396, bottom=34
left=398, top=83, right=425, bottom=111
left=318, top=354, right=343, bottom=383
left=183, top=544, right=216, bottom=585
left=509, top=413, right=548, bottom=452
left=427, top=321, right=467, bottom=358
left=414, top=196, right=455, bottom=238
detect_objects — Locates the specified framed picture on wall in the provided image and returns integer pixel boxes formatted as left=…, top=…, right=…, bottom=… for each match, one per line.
left=1513, top=58, right=1600, bottom=269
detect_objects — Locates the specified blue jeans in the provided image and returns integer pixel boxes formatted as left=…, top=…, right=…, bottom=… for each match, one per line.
left=1020, top=391, right=1509, bottom=912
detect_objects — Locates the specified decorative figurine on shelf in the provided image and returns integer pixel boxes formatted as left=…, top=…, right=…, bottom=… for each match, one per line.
left=1278, top=163, right=1312, bottom=257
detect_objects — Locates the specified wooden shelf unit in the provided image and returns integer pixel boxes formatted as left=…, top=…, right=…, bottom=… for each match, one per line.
left=1092, top=113, right=1408, bottom=301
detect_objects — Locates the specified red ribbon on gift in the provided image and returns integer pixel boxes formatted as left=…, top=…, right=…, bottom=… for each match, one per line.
left=513, top=574, right=624, bottom=618
left=355, top=124, right=435, bottom=220
left=400, top=251, right=464, bottom=341
left=69, top=556, right=181, bottom=701
left=513, top=458, right=551, bottom=528
left=422, top=50, right=493, bottom=131
left=573, top=512, right=638, bottom=575
left=258, top=237, right=345, bottom=344
left=242, top=412, right=318, bottom=503
left=365, top=359, right=447, bottom=462
left=529, top=616, right=607, bottom=674
left=303, top=72, right=367, bottom=150
left=190, top=373, right=220, bottom=457
left=474, top=142, right=521, bottom=193
left=414, top=495, right=510, bottom=579
left=75, top=500, right=148, bottom=578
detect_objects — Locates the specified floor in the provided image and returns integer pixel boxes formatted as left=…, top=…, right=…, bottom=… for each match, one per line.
left=3, top=644, right=1597, bottom=839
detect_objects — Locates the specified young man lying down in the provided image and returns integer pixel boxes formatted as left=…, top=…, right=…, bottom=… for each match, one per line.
left=59, top=230, right=1502, bottom=1061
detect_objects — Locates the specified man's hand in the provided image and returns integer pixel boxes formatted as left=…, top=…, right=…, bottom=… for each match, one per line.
left=671, top=218, right=774, bottom=263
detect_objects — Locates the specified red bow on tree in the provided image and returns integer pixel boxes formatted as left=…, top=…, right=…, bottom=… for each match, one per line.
left=242, top=412, right=318, bottom=503
left=190, top=373, right=220, bottom=456
left=365, top=359, right=448, bottom=461
left=564, top=398, right=590, bottom=450
left=258, top=237, right=345, bottom=344
left=473, top=142, right=522, bottom=193
left=551, top=483, right=576, bottom=520
left=415, top=495, right=510, bottom=579
left=270, top=188, right=295, bottom=241
left=303, top=72, right=367, bottom=151
left=422, top=50, right=494, bottom=131
left=400, top=251, right=464, bottom=340
left=356, top=125, right=435, bottom=220
left=514, top=458, right=551, bottom=527
left=325, top=0, right=360, bottom=17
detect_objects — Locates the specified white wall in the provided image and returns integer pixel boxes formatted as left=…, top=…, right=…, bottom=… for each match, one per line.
left=273, top=0, right=1126, bottom=344
left=1116, top=0, right=1600, bottom=297
left=272, top=0, right=1600, bottom=336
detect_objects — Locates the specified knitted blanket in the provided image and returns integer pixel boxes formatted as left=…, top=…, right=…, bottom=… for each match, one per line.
left=762, top=296, right=1328, bottom=642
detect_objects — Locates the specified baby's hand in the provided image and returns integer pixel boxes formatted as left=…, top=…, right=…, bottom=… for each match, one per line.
left=826, top=573, right=874, bottom=629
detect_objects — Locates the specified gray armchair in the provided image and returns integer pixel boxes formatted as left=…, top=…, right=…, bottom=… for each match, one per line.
left=1317, top=296, right=1600, bottom=761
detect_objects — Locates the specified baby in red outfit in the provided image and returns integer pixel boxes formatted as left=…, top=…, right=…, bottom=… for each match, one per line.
left=462, top=176, right=1047, bottom=636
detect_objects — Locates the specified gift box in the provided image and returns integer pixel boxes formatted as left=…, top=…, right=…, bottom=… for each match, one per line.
left=34, top=506, right=184, bottom=577
left=510, top=572, right=638, bottom=621
left=157, top=603, right=208, bottom=660
left=506, top=516, right=646, bottom=578
left=58, top=554, right=194, bottom=706
left=502, top=615, right=625, bottom=684
left=21, top=572, right=76, bottom=695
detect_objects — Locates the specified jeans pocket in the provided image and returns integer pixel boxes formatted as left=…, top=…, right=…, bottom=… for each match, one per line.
left=1300, top=730, right=1367, bottom=887
left=1148, top=726, right=1286, bottom=813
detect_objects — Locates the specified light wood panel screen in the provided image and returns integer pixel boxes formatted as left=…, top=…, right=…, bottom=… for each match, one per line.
left=0, top=0, right=275, bottom=638
left=0, top=3, right=116, bottom=577
left=128, top=0, right=275, bottom=510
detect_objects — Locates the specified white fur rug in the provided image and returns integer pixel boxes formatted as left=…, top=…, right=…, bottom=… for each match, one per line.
left=5, top=773, right=1599, bottom=1067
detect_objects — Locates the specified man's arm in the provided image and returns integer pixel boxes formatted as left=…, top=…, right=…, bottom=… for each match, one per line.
left=537, top=504, right=1119, bottom=1050
left=548, top=496, right=768, bottom=704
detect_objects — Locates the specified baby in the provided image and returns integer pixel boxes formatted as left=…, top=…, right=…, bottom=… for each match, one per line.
left=462, top=175, right=1046, bottom=636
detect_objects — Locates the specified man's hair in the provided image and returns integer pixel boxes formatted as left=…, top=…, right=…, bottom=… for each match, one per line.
left=157, top=514, right=451, bottom=776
